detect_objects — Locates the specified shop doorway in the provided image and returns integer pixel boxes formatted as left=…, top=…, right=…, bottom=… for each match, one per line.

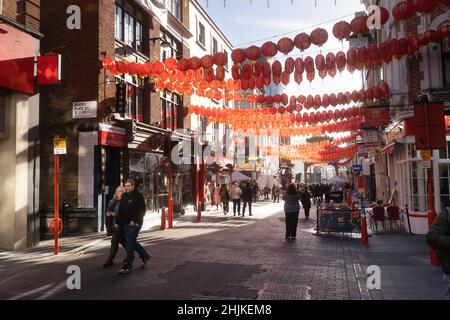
left=104, top=147, right=122, bottom=206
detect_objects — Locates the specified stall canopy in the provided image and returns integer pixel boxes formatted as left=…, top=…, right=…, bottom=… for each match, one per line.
left=257, top=174, right=281, bottom=188
left=231, top=171, right=251, bottom=182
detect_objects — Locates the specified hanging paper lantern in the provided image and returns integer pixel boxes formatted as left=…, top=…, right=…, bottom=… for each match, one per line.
left=379, top=82, right=390, bottom=98
left=297, top=95, right=306, bottom=104
left=333, top=21, right=352, bottom=41
left=387, top=38, right=399, bottom=57
left=313, top=95, right=322, bottom=109
left=397, top=38, right=409, bottom=58
left=326, top=52, right=336, bottom=71
left=285, top=57, right=295, bottom=74
left=367, top=44, right=380, bottom=65
left=278, top=106, right=286, bottom=114
left=315, top=54, right=326, bottom=72
left=392, top=1, right=416, bottom=23
left=423, top=29, right=441, bottom=44
left=295, top=58, right=305, bottom=74
left=307, top=71, right=315, bottom=82
left=213, top=52, right=228, bottom=67
left=304, top=56, right=315, bottom=73
left=310, top=28, right=329, bottom=47
left=346, top=48, right=358, bottom=68
left=262, top=62, right=271, bottom=78
left=329, top=93, right=337, bottom=106
left=357, top=47, right=369, bottom=65
left=306, top=95, right=314, bottom=109
left=277, top=37, right=295, bottom=55
left=232, top=64, right=241, bottom=80
left=359, top=89, right=367, bottom=101
left=189, top=57, right=202, bottom=70
left=336, top=51, right=347, bottom=72
left=246, top=45, right=262, bottom=62
left=231, top=49, right=246, bottom=64
left=322, top=94, right=330, bottom=108
left=379, top=42, right=392, bottom=64
left=366, top=87, right=375, bottom=101
left=294, top=33, right=311, bottom=51
left=351, top=90, right=361, bottom=103
left=216, top=66, right=225, bottom=81
left=201, top=55, right=214, bottom=69
left=439, top=0, right=450, bottom=8
left=438, top=25, right=450, bottom=42
left=242, top=64, right=252, bottom=80
left=177, top=58, right=191, bottom=72
left=416, top=0, right=438, bottom=15
left=252, top=62, right=262, bottom=77
left=350, top=16, right=369, bottom=37
left=294, top=72, right=303, bottom=85
left=281, top=71, right=290, bottom=86
left=262, top=41, right=278, bottom=58
left=379, top=7, right=390, bottom=25
left=319, top=69, right=327, bottom=80
left=272, top=60, right=282, bottom=78
left=240, top=79, right=249, bottom=91
left=290, top=96, right=297, bottom=108
left=248, top=77, right=256, bottom=90
left=407, top=34, right=420, bottom=55
left=273, top=76, right=281, bottom=85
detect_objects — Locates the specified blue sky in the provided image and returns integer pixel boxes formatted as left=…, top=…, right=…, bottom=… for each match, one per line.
left=197, top=0, right=367, bottom=48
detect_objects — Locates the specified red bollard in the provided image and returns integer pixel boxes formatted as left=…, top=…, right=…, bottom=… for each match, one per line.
left=160, top=208, right=166, bottom=231
left=361, top=214, right=369, bottom=246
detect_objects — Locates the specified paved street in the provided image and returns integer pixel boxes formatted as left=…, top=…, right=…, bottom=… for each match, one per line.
left=0, top=201, right=445, bottom=300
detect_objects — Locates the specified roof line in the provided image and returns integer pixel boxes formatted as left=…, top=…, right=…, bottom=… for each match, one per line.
left=0, top=15, right=44, bottom=39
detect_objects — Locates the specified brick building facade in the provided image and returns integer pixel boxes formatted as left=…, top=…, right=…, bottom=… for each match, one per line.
left=39, top=0, right=194, bottom=239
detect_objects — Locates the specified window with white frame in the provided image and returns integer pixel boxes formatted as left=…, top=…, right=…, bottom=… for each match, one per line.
left=115, top=5, right=124, bottom=40
left=198, top=22, right=206, bottom=47
left=167, top=0, right=181, bottom=21
left=212, top=37, right=218, bottom=55
left=115, top=3, right=147, bottom=54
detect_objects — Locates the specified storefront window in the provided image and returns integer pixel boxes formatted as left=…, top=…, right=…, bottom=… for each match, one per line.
left=439, top=164, right=450, bottom=211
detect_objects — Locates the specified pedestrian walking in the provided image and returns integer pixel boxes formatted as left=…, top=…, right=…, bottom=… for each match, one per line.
left=220, top=184, right=230, bottom=215
left=231, top=183, right=243, bottom=216
left=103, top=186, right=125, bottom=268
left=214, top=184, right=222, bottom=210
left=206, top=182, right=212, bottom=205
left=242, top=181, right=253, bottom=217
left=117, top=179, right=151, bottom=274
left=426, top=207, right=450, bottom=300
left=252, top=183, right=258, bottom=203
left=299, top=184, right=312, bottom=219
left=282, top=184, right=301, bottom=240
left=274, top=186, right=281, bottom=203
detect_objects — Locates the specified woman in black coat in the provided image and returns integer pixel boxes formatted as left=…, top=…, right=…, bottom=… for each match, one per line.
left=299, top=184, right=312, bottom=219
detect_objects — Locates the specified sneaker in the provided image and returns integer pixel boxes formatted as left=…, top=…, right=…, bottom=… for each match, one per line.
left=249, top=214, right=253, bottom=216
left=118, top=265, right=131, bottom=275
left=103, top=261, right=114, bottom=268
left=142, top=255, right=151, bottom=267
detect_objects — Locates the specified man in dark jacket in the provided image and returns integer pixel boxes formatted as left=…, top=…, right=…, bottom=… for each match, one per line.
left=242, top=182, right=253, bottom=217
left=426, top=208, right=450, bottom=299
left=117, top=179, right=151, bottom=274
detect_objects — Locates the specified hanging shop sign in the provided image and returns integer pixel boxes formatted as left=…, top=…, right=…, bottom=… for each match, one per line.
left=73, top=101, right=98, bottom=119
left=363, top=107, right=389, bottom=128
left=445, top=116, right=450, bottom=132
left=362, top=130, right=378, bottom=148
left=99, top=124, right=126, bottom=148
left=37, top=54, right=62, bottom=85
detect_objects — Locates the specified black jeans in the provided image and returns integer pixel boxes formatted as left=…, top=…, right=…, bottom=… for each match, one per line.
left=222, top=201, right=229, bottom=213
left=285, top=211, right=300, bottom=238
left=123, top=224, right=150, bottom=268
left=105, top=226, right=125, bottom=263
left=233, top=199, right=241, bottom=215
left=242, top=201, right=252, bottom=216
left=304, top=207, right=310, bottom=218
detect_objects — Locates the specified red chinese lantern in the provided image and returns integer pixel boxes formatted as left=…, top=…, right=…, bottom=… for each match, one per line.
left=357, top=47, right=369, bottom=65
left=278, top=106, right=286, bottom=114
left=329, top=94, right=337, bottom=106
left=177, top=58, right=191, bottom=72
left=337, top=92, right=345, bottom=105
left=333, top=21, right=352, bottom=41
left=242, top=64, right=252, bottom=80
left=322, top=94, right=330, bottom=108
left=272, top=60, right=282, bottom=77
left=378, top=42, right=392, bottom=64
left=438, top=25, right=450, bottom=42
left=216, top=66, right=225, bottom=81
left=379, top=82, right=390, bottom=98
left=328, top=68, right=337, bottom=78
left=310, top=28, right=329, bottom=47
left=189, top=57, right=202, bottom=70
left=440, top=0, right=450, bottom=8
left=368, top=44, right=380, bottom=65
left=397, top=38, right=409, bottom=58
left=213, top=52, right=228, bottom=67
left=319, top=69, right=327, bottom=80
left=201, top=55, right=214, bottom=69
left=416, top=0, right=438, bottom=15
left=423, top=29, right=441, bottom=44
left=297, top=95, right=306, bottom=104
left=366, top=87, right=375, bottom=101
left=306, top=95, right=314, bottom=109
left=350, top=16, right=369, bottom=37
left=387, top=38, right=399, bottom=57
left=379, top=7, right=390, bottom=25
left=294, top=33, right=311, bottom=51
left=359, top=89, right=367, bottom=101
left=304, top=56, right=315, bottom=73
left=262, top=62, right=271, bottom=78
left=294, top=72, right=303, bottom=85
left=277, top=37, right=295, bottom=55
left=307, top=71, right=315, bottom=83
left=351, top=90, right=361, bottom=103
left=315, top=54, right=326, bottom=72
left=392, top=1, right=416, bottom=23
left=314, top=95, right=322, bottom=109
left=231, top=49, right=246, bottom=64
left=407, top=34, right=420, bottom=55
left=336, top=51, right=347, bottom=72
left=246, top=45, right=262, bottom=62
left=326, top=52, right=336, bottom=71
left=262, top=41, right=278, bottom=58
left=285, top=57, right=295, bottom=74
left=281, top=71, right=290, bottom=86
left=274, top=94, right=282, bottom=104
left=346, top=48, right=358, bottom=68
left=295, top=58, right=304, bottom=74
left=232, top=64, right=241, bottom=80
left=253, top=62, right=262, bottom=77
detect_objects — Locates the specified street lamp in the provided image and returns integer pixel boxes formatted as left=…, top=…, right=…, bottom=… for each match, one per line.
left=150, top=37, right=172, bottom=49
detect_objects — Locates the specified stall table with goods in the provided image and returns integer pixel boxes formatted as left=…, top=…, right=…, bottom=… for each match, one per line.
left=316, top=204, right=362, bottom=236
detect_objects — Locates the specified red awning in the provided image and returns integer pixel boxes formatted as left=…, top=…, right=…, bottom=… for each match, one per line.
left=380, top=142, right=396, bottom=155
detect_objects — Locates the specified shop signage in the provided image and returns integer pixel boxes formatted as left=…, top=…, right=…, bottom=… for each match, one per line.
left=362, top=130, right=378, bottom=148
left=99, top=124, right=126, bottom=148
left=53, top=138, right=67, bottom=155
left=414, top=103, right=446, bottom=150
left=363, top=107, right=390, bottom=128
left=73, top=101, right=98, bottom=119
left=352, top=165, right=362, bottom=174
left=37, top=54, right=62, bottom=85
left=445, top=116, right=450, bottom=132
left=320, top=209, right=361, bottom=233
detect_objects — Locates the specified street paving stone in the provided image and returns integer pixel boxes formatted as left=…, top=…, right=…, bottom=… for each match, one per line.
left=0, top=201, right=446, bottom=300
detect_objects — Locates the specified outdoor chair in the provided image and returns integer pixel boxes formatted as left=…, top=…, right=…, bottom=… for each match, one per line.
left=371, top=206, right=386, bottom=232
left=386, top=206, right=401, bottom=231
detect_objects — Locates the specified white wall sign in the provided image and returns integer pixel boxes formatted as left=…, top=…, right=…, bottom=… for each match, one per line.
left=73, top=101, right=97, bottom=119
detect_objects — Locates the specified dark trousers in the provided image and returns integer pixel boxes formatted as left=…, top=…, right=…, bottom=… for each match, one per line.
left=304, top=207, right=310, bottom=218
left=233, top=199, right=241, bottom=215
left=242, top=201, right=252, bottom=216
left=123, top=224, right=150, bottom=268
left=222, top=201, right=229, bottom=213
left=274, top=196, right=280, bottom=203
left=285, top=211, right=300, bottom=238
left=105, top=226, right=125, bottom=263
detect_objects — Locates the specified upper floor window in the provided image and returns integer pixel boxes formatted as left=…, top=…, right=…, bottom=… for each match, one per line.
left=212, top=38, right=218, bottom=55
left=198, top=22, right=206, bottom=47
left=115, top=4, right=147, bottom=55
left=223, top=49, right=229, bottom=69
left=442, top=40, right=450, bottom=86
left=167, top=0, right=181, bottom=21
left=160, top=29, right=182, bottom=60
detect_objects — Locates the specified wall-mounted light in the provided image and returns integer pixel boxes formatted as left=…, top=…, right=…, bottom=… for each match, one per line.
left=151, top=37, right=171, bottom=49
